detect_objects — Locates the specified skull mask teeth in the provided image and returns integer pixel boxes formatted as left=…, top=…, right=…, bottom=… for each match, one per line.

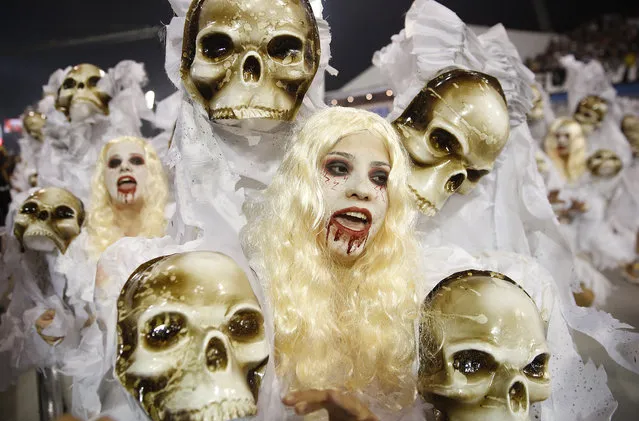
left=573, top=95, right=608, bottom=135
left=181, top=0, right=321, bottom=125
left=587, top=149, right=622, bottom=178
left=393, top=68, right=510, bottom=214
left=116, top=251, right=269, bottom=421
left=13, top=187, right=85, bottom=254
left=22, top=108, right=47, bottom=141
left=419, top=270, right=551, bottom=421
left=55, top=63, right=111, bottom=121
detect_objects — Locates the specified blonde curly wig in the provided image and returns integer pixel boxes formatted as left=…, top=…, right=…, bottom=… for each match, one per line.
left=86, top=136, right=168, bottom=258
left=544, top=117, right=587, bottom=183
left=243, top=107, right=419, bottom=408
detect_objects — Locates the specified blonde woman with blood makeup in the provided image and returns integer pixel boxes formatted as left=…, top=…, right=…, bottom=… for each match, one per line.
left=244, top=107, right=419, bottom=420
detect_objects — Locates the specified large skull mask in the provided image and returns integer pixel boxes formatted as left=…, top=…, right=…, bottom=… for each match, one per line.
left=393, top=69, right=510, bottom=215
left=621, top=114, right=639, bottom=156
left=13, top=187, right=85, bottom=254
left=573, top=95, right=608, bottom=135
left=182, top=0, right=320, bottom=125
left=587, top=149, right=622, bottom=178
left=22, top=108, right=47, bottom=141
left=55, top=64, right=111, bottom=121
left=419, top=270, right=550, bottom=421
left=116, top=251, right=269, bottom=421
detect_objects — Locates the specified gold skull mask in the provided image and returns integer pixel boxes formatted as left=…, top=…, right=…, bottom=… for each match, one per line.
left=13, top=187, right=85, bottom=254
left=573, top=95, right=608, bottom=135
left=621, top=114, right=639, bottom=156
left=528, top=84, right=544, bottom=121
left=393, top=68, right=510, bottom=215
left=419, top=270, right=550, bottom=421
left=116, top=252, right=269, bottom=421
left=587, top=149, right=622, bottom=178
left=22, top=108, right=47, bottom=142
left=55, top=64, right=111, bottom=121
left=181, top=0, right=320, bottom=124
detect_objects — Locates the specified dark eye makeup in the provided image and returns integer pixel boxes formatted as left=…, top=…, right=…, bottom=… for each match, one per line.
left=324, top=159, right=351, bottom=177
left=129, top=155, right=145, bottom=166
left=369, top=169, right=389, bottom=187
left=108, top=157, right=122, bottom=169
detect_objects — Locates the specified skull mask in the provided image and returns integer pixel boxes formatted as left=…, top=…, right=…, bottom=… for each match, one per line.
left=393, top=68, right=510, bottom=215
left=543, top=118, right=586, bottom=183
left=22, top=108, right=47, bottom=141
left=587, top=149, right=622, bottom=178
left=55, top=64, right=111, bottom=121
left=573, top=95, right=608, bottom=135
left=116, top=251, right=269, bottom=421
left=181, top=0, right=320, bottom=126
left=527, top=85, right=544, bottom=121
left=13, top=187, right=85, bottom=254
left=621, top=114, right=639, bottom=157
left=419, top=270, right=550, bottom=421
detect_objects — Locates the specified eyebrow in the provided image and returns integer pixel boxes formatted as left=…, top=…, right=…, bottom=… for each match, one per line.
left=327, top=151, right=354, bottom=159
left=371, top=161, right=391, bottom=168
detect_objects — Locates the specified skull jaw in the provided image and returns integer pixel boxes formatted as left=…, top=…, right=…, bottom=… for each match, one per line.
left=23, top=235, right=58, bottom=253
left=429, top=395, right=530, bottom=421
left=408, top=165, right=457, bottom=215
left=68, top=99, right=108, bottom=122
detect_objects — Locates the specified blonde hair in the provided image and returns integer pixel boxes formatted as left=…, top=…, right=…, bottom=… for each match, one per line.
left=243, top=107, right=418, bottom=408
left=544, top=117, right=586, bottom=183
left=87, top=136, right=168, bottom=258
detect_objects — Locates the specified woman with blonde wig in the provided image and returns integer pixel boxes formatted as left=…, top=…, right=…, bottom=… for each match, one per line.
left=544, top=117, right=587, bottom=184
left=86, top=136, right=168, bottom=259
left=244, top=107, right=419, bottom=418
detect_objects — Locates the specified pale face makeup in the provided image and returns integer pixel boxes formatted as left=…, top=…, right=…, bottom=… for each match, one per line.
left=104, top=141, right=148, bottom=207
left=320, top=132, right=390, bottom=264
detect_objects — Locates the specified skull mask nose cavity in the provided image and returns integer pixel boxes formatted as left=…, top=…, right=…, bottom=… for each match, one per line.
left=445, top=173, right=465, bottom=193
left=78, top=82, right=85, bottom=89
left=38, top=210, right=49, bottom=221
left=205, top=336, right=228, bottom=372
left=508, top=381, right=528, bottom=414
left=242, top=55, right=262, bottom=83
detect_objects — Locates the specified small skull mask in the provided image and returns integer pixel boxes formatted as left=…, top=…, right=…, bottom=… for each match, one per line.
left=22, top=108, right=47, bottom=141
left=181, top=0, right=320, bottom=124
left=419, top=270, right=550, bottom=421
left=527, top=85, right=544, bottom=121
left=621, top=114, right=639, bottom=157
left=573, top=95, right=607, bottom=135
left=13, top=187, right=85, bottom=254
left=587, top=149, right=622, bottom=178
left=393, top=68, right=510, bottom=215
left=116, top=251, right=269, bottom=421
left=543, top=118, right=586, bottom=183
left=55, top=64, right=111, bottom=121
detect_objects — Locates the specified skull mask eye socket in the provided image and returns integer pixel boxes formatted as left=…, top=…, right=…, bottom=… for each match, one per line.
left=62, top=78, right=77, bottom=89
left=267, top=35, right=303, bottom=63
left=227, top=309, right=263, bottom=342
left=429, top=128, right=462, bottom=156
left=523, top=353, right=549, bottom=379
left=53, top=205, right=75, bottom=219
left=87, top=75, right=101, bottom=88
left=21, top=202, right=38, bottom=215
left=200, top=33, right=234, bottom=61
left=452, top=349, right=498, bottom=378
left=144, top=312, right=188, bottom=350
left=466, top=169, right=490, bottom=183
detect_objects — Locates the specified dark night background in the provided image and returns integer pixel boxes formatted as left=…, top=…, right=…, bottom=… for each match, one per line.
left=0, top=0, right=637, bottom=128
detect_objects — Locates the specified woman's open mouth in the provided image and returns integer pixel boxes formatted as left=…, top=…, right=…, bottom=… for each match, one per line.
left=330, top=207, right=372, bottom=234
left=117, top=175, right=137, bottom=194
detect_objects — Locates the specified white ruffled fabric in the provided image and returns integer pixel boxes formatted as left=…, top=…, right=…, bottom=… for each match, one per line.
left=374, top=1, right=638, bottom=419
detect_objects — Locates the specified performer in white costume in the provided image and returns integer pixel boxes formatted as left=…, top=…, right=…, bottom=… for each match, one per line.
left=374, top=1, right=636, bottom=419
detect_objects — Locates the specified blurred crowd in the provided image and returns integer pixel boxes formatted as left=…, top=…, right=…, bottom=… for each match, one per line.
left=0, top=146, right=18, bottom=227
left=526, top=15, right=639, bottom=83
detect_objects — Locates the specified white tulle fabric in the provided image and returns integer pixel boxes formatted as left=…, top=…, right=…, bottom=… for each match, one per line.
left=374, top=1, right=638, bottom=419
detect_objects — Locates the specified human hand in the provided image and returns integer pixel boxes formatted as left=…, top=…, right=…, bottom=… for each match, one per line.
left=283, top=389, right=379, bottom=421
left=35, top=309, right=64, bottom=346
